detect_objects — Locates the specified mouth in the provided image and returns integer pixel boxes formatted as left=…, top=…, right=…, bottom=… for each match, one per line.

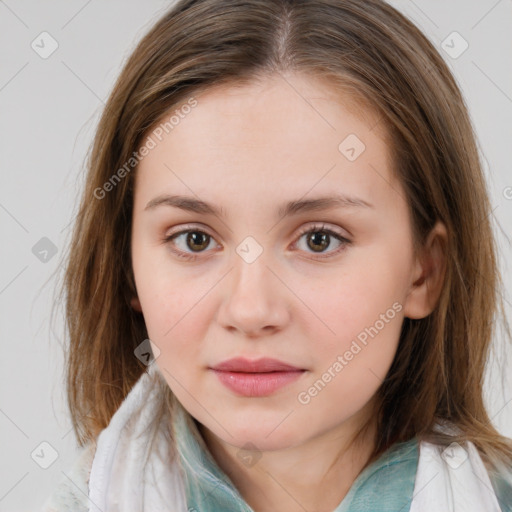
left=209, top=357, right=306, bottom=397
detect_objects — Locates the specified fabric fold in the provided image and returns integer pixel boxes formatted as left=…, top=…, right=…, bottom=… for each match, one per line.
left=87, top=363, right=188, bottom=512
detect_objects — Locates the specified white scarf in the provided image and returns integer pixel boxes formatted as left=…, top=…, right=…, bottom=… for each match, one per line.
left=88, top=363, right=188, bottom=512
left=87, top=363, right=503, bottom=512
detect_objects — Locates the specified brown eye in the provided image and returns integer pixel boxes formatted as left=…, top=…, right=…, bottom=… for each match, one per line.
left=306, top=231, right=330, bottom=252
left=163, top=227, right=219, bottom=261
left=294, top=223, right=351, bottom=259
left=185, top=231, right=210, bottom=252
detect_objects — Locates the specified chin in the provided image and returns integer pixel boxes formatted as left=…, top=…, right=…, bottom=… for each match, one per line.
left=203, top=410, right=309, bottom=452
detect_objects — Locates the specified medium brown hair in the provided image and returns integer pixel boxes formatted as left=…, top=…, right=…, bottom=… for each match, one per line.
left=56, top=0, right=512, bottom=478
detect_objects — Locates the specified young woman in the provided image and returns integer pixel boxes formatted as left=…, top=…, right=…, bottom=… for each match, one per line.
left=43, top=0, right=512, bottom=510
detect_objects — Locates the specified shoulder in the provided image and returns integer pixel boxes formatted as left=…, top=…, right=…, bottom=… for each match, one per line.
left=41, top=442, right=96, bottom=512
left=414, top=436, right=512, bottom=512
left=426, top=421, right=512, bottom=511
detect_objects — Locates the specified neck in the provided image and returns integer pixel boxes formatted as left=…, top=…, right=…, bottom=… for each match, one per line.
left=198, top=414, right=377, bottom=512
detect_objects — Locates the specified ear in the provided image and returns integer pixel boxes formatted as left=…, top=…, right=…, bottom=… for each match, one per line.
left=403, top=221, right=448, bottom=319
left=130, top=296, right=142, bottom=312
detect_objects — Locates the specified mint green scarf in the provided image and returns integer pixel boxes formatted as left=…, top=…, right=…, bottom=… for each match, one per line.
left=172, top=405, right=419, bottom=512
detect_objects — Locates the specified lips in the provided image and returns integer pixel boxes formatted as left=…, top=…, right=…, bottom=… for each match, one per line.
left=210, top=357, right=306, bottom=397
left=211, top=357, right=303, bottom=373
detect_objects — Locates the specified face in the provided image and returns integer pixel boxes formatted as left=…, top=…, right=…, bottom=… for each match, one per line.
left=130, top=72, right=422, bottom=452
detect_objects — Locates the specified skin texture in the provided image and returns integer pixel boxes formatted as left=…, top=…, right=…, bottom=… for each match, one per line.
left=130, top=72, right=447, bottom=512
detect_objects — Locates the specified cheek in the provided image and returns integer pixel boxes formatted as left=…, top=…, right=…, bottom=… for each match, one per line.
left=295, top=295, right=403, bottom=423
left=300, top=256, right=406, bottom=358
left=141, top=286, right=205, bottom=359
left=133, top=240, right=198, bottom=326
left=293, top=254, right=406, bottom=417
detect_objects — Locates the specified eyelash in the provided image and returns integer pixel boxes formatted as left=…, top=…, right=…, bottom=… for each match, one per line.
left=161, top=223, right=351, bottom=262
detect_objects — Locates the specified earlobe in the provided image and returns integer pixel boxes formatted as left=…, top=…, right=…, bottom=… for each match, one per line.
left=130, top=296, right=142, bottom=312
left=403, top=221, right=448, bottom=320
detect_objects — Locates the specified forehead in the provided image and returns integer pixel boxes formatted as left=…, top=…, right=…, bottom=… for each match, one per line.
left=134, top=72, right=401, bottom=214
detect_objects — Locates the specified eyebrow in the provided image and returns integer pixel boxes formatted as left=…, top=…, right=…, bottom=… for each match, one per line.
left=144, top=193, right=373, bottom=218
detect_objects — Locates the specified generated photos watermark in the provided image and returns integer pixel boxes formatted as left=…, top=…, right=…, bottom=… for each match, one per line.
left=93, top=96, right=198, bottom=200
left=297, top=301, right=403, bottom=405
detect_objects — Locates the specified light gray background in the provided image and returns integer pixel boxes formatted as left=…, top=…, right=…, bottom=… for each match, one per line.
left=0, top=1, right=511, bottom=510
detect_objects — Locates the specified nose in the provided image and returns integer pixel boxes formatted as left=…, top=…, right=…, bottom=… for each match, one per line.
left=216, top=252, right=291, bottom=339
